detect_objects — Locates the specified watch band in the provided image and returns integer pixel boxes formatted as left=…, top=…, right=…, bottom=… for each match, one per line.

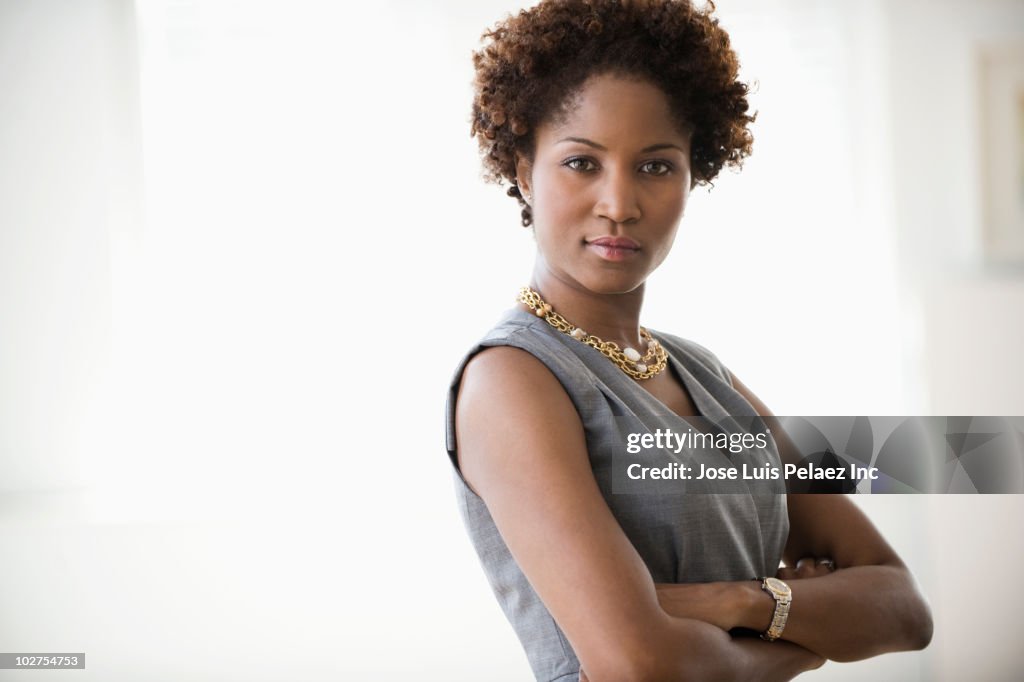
left=759, top=577, right=792, bottom=642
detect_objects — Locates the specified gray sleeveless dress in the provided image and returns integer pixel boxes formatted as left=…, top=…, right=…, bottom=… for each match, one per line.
left=444, top=307, right=789, bottom=682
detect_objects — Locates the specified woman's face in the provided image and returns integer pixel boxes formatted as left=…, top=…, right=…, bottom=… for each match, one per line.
left=517, top=72, right=693, bottom=295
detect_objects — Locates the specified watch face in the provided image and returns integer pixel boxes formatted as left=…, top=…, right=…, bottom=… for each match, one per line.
left=765, top=577, right=791, bottom=596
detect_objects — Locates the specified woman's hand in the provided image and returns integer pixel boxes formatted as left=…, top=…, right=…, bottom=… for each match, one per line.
left=777, top=556, right=837, bottom=581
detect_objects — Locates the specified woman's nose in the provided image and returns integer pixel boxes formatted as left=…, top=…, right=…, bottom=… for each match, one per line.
left=594, top=168, right=641, bottom=224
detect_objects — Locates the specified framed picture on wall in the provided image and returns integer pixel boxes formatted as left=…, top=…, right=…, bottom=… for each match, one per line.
left=979, top=43, right=1024, bottom=266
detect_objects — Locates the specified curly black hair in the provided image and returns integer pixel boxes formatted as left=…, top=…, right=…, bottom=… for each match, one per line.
left=470, top=0, right=754, bottom=226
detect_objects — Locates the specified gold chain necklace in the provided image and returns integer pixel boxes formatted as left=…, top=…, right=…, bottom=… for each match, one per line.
left=516, top=286, right=668, bottom=380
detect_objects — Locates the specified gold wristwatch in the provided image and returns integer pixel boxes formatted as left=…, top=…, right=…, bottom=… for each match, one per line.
left=758, top=577, right=792, bottom=641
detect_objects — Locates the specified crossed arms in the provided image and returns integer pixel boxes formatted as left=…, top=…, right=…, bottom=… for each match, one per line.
left=454, top=346, right=932, bottom=681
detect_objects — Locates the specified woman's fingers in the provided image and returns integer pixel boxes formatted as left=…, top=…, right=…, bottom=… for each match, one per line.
left=794, top=556, right=819, bottom=577
left=783, top=556, right=837, bottom=579
left=776, top=565, right=798, bottom=580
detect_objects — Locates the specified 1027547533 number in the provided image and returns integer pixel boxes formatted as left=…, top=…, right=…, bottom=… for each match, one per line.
left=17, top=656, right=78, bottom=667
left=0, top=654, right=85, bottom=669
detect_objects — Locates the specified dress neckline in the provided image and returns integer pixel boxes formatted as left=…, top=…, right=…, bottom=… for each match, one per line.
left=505, top=307, right=716, bottom=422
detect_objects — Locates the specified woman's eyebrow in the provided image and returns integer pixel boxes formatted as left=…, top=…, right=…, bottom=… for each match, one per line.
left=640, top=143, right=686, bottom=153
left=556, top=136, right=685, bottom=153
left=556, top=136, right=608, bottom=150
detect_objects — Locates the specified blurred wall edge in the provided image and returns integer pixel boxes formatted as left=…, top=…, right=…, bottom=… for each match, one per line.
left=887, top=0, right=1024, bottom=415
left=0, top=0, right=142, bottom=500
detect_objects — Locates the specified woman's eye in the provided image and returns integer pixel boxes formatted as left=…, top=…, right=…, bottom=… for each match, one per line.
left=563, top=157, right=597, bottom=172
left=641, top=160, right=672, bottom=176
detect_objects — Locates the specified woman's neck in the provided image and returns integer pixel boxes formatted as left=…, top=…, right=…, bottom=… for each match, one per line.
left=524, top=269, right=646, bottom=351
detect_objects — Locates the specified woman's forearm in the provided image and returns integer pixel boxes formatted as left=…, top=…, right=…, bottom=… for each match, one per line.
left=753, top=564, right=933, bottom=662
left=727, top=636, right=827, bottom=681
left=605, top=615, right=825, bottom=682
left=657, top=563, right=932, bottom=663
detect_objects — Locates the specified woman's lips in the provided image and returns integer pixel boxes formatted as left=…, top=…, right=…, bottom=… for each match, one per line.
left=586, top=237, right=640, bottom=261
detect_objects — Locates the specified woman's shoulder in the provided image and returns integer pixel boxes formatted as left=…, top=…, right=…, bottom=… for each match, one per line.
left=454, top=307, right=597, bottom=385
left=476, top=306, right=549, bottom=343
left=446, top=308, right=602, bottom=444
left=445, top=307, right=597, bottom=465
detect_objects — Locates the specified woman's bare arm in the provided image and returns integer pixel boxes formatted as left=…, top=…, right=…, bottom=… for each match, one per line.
left=653, top=373, right=933, bottom=663
left=455, top=347, right=825, bottom=681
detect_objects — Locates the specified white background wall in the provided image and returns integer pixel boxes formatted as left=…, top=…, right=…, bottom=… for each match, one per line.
left=0, top=0, right=1021, bottom=679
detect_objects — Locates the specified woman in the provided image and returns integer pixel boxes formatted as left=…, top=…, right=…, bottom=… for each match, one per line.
left=444, top=1, right=933, bottom=680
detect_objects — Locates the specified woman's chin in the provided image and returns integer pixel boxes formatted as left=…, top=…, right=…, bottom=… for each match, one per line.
left=575, top=272, right=648, bottom=296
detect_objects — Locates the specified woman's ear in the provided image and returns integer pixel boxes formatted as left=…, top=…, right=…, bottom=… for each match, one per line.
left=514, top=154, right=533, bottom=204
